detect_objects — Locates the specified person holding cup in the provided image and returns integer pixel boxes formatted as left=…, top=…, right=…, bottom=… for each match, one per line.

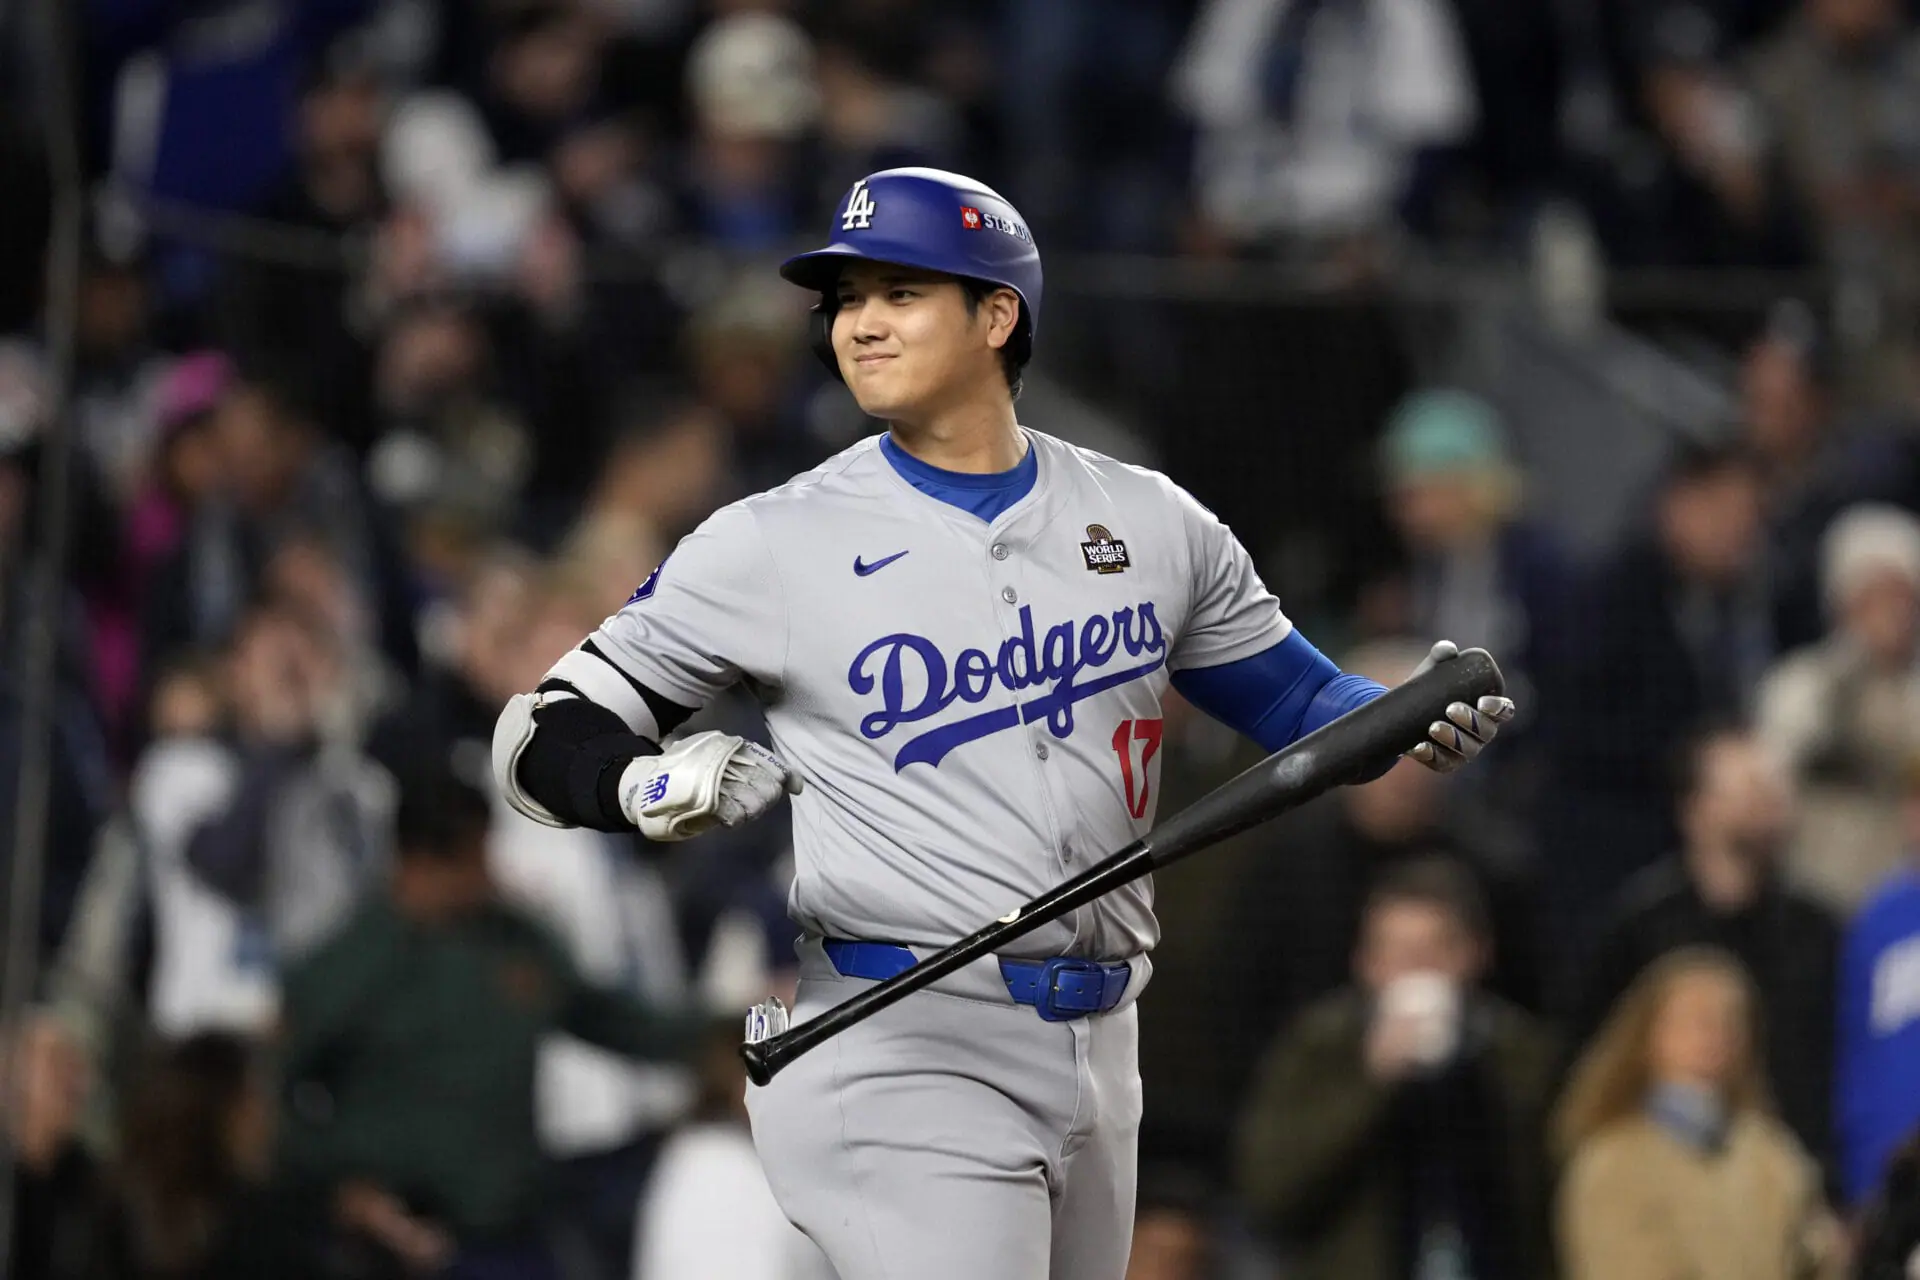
left=1234, top=856, right=1560, bottom=1280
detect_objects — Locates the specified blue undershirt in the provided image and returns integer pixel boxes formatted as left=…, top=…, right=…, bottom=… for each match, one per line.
left=1172, top=630, right=1387, bottom=754
left=878, top=433, right=1386, bottom=755
left=880, top=432, right=1038, bottom=523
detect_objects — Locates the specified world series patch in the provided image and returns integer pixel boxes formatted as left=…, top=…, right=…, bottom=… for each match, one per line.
left=1081, top=524, right=1130, bottom=574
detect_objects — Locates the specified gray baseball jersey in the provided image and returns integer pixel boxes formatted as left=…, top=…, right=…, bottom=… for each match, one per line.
left=588, top=427, right=1289, bottom=963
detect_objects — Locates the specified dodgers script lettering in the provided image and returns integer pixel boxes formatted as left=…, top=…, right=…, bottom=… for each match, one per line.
left=848, top=602, right=1166, bottom=770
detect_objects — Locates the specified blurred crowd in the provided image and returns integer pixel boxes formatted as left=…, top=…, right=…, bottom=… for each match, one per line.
left=2, top=0, right=1920, bottom=1278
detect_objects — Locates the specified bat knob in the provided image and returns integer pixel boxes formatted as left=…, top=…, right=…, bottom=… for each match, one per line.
left=741, top=1041, right=774, bottom=1086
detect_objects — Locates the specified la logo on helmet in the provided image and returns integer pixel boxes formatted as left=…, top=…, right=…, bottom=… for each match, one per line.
left=842, top=180, right=877, bottom=231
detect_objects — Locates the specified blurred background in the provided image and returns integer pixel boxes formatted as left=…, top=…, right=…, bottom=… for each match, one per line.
left=4, top=0, right=1920, bottom=1276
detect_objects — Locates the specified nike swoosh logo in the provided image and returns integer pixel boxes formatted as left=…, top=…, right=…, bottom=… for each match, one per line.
left=853, top=550, right=909, bottom=577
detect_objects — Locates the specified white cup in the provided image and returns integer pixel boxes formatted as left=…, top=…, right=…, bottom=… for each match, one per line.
left=1378, top=970, right=1463, bottom=1067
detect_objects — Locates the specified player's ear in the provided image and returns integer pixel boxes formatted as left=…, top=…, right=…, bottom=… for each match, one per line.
left=983, top=287, right=1021, bottom=352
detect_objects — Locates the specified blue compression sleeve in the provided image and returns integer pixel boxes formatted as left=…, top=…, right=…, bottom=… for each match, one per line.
left=1170, top=630, right=1388, bottom=754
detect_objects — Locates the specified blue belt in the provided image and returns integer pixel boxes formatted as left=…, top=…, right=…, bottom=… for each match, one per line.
left=822, top=938, right=1131, bottom=1023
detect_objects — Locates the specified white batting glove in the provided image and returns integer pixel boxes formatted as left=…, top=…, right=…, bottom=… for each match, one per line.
left=617, top=730, right=802, bottom=841
left=1402, top=640, right=1517, bottom=774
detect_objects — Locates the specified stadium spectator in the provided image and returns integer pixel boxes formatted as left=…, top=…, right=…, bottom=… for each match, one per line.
left=679, top=12, right=820, bottom=252
left=1555, top=946, right=1841, bottom=1280
left=1572, top=724, right=1841, bottom=1168
left=678, top=271, right=820, bottom=497
left=1834, top=755, right=1920, bottom=1208
left=367, top=546, right=542, bottom=777
left=1545, top=440, right=1771, bottom=994
left=277, top=753, right=693, bottom=1279
left=180, top=591, right=394, bottom=965
left=3, top=1016, right=116, bottom=1280
left=218, top=39, right=389, bottom=449
left=114, top=351, right=232, bottom=738
left=1170, top=0, right=1479, bottom=265
left=131, top=593, right=389, bottom=1038
left=364, top=295, right=536, bottom=537
left=129, top=648, right=273, bottom=1038
left=73, top=226, right=163, bottom=508
left=139, top=375, right=416, bottom=678
left=1738, top=301, right=1920, bottom=652
left=1747, top=0, right=1920, bottom=283
left=116, top=1032, right=321, bottom=1280
left=471, top=2, right=612, bottom=171
left=1578, top=0, right=1811, bottom=267
left=1235, top=857, right=1558, bottom=1280
left=1373, top=388, right=1569, bottom=796
left=1759, top=505, right=1920, bottom=910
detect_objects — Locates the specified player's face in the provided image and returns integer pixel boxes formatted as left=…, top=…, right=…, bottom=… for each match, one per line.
left=831, top=263, right=1014, bottom=421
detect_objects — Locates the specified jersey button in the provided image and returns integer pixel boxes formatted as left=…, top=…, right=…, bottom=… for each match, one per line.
left=991, top=543, right=1010, bottom=561
left=1035, top=741, right=1050, bottom=761
left=1001, top=585, right=1018, bottom=604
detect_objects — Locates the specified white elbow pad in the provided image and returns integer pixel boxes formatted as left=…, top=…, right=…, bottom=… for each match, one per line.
left=491, top=689, right=572, bottom=828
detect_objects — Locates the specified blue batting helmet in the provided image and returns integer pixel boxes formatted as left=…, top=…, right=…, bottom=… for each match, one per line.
left=780, top=167, right=1042, bottom=377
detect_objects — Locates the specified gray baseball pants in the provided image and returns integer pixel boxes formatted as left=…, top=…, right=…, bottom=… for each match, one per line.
left=745, top=937, right=1143, bottom=1280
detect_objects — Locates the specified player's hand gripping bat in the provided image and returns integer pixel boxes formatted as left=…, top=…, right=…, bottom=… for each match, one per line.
left=740, top=647, right=1505, bottom=1086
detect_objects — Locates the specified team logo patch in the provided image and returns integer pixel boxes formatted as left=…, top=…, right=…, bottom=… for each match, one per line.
left=1080, top=525, right=1130, bottom=575
left=626, top=559, right=666, bottom=605
left=960, top=206, right=982, bottom=230
left=842, top=179, right=877, bottom=230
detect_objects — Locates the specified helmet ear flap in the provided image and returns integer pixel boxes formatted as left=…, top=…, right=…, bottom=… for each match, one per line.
left=809, top=299, right=841, bottom=381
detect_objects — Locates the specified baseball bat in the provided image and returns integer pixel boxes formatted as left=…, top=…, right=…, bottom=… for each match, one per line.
left=741, top=647, right=1505, bottom=1086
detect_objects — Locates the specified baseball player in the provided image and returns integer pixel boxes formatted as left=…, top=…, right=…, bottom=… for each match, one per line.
left=491, top=168, right=1514, bottom=1279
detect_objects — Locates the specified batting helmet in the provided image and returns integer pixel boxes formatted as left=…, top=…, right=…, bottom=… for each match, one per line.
left=780, top=167, right=1042, bottom=379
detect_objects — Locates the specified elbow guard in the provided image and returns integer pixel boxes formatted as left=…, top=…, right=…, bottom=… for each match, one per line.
left=492, top=643, right=696, bottom=831
left=492, top=690, right=574, bottom=828
left=492, top=689, right=661, bottom=832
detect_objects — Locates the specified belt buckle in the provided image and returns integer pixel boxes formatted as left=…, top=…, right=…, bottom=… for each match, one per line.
left=1034, top=956, right=1106, bottom=1022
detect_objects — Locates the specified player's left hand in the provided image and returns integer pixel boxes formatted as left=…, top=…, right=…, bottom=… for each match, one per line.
left=619, top=730, right=803, bottom=841
left=1403, top=640, right=1516, bottom=774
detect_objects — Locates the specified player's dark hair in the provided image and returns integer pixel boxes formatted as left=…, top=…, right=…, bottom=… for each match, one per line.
left=1364, top=855, right=1492, bottom=944
left=393, top=752, right=493, bottom=863
left=958, top=277, right=1026, bottom=401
